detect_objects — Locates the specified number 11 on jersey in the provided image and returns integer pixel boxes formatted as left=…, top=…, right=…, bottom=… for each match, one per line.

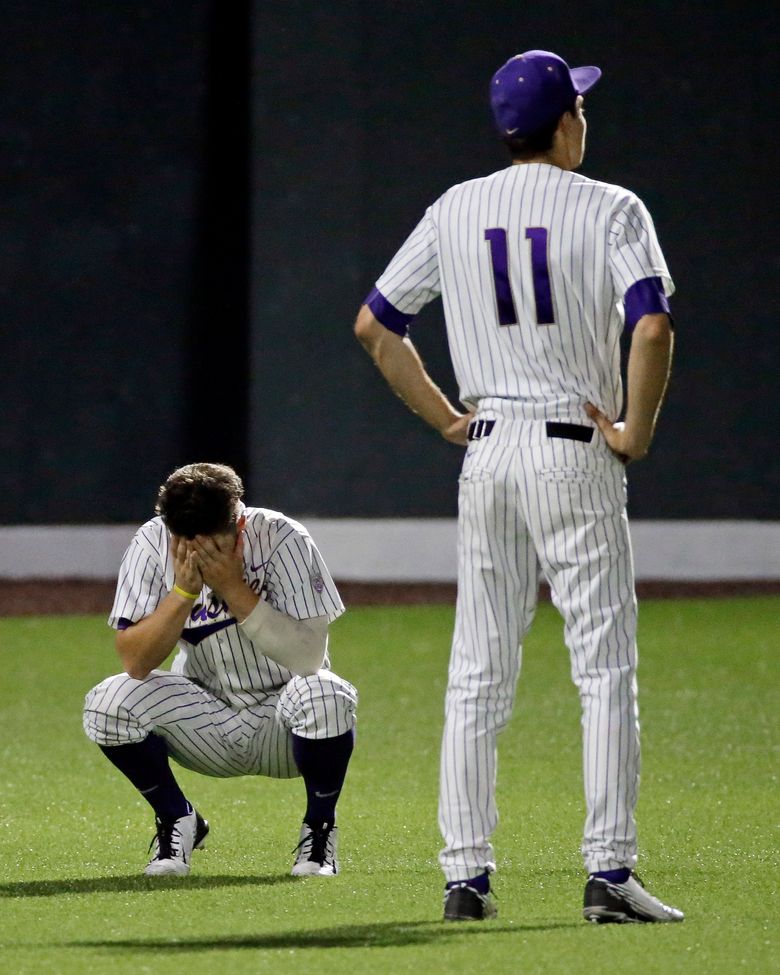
left=484, top=226, right=555, bottom=327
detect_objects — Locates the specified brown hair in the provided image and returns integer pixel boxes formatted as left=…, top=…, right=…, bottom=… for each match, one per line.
left=155, top=462, right=244, bottom=538
left=502, top=102, right=577, bottom=160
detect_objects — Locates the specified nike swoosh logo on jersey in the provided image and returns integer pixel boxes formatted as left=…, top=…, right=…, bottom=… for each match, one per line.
left=249, top=561, right=268, bottom=572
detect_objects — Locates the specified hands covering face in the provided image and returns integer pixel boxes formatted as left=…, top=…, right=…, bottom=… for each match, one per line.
left=171, top=534, right=203, bottom=595
left=189, top=530, right=245, bottom=598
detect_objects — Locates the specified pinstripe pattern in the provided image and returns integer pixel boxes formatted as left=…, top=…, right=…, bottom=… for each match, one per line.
left=375, top=163, right=673, bottom=422
left=85, top=507, right=357, bottom=779
left=371, top=161, right=672, bottom=882
left=439, top=416, right=639, bottom=879
left=109, top=506, right=344, bottom=711
left=277, top=671, right=358, bottom=740
left=84, top=669, right=357, bottom=778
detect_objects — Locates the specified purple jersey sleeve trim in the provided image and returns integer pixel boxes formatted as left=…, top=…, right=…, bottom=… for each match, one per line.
left=116, top=618, right=134, bottom=630
left=364, top=286, right=413, bottom=336
left=623, top=276, right=671, bottom=330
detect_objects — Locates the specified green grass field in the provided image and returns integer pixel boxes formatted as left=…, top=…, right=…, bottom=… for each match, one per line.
left=1, top=598, right=777, bottom=974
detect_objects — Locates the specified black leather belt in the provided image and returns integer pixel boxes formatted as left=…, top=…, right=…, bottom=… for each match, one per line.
left=545, top=422, right=594, bottom=443
left=467, top=419, right=594, bottom=443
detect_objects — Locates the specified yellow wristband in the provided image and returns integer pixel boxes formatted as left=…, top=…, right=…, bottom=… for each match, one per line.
left=173, top=584, right=199, bottom=601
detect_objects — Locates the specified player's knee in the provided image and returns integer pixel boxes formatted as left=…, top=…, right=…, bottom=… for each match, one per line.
left=277, top=671, right=358, bottom=738
left=83, top=672, right=146, bottom=743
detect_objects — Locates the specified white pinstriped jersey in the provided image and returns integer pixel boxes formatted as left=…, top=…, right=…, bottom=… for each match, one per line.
left=109, top=506, right=344, bottom=711
left=374, top=162, right=673, bottom=420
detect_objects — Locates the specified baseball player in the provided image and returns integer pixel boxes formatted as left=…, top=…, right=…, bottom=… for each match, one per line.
left=84, top=463, right=357, bottom=877
left=355, top=50, right=683, bottom=924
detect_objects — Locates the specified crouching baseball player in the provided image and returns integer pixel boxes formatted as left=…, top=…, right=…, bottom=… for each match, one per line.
left=83, top=463, right=356, bottom=878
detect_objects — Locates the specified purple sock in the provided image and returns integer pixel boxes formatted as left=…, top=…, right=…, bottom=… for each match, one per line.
left=591, top=868, right=631, bottom=883
left=99, top=733, right=191, bottom=821
left=446, top=871, right=491, bottom=895
left=291, top=729, right=354, bottom=829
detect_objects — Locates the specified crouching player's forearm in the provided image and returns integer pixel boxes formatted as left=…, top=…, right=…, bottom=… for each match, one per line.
left=116, top=589, right=198, bottom=680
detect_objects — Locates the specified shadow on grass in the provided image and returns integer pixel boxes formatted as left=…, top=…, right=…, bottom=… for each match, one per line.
left=64, top=919, right=579, bottom=951
left=0, top=873, right=295, bottom=898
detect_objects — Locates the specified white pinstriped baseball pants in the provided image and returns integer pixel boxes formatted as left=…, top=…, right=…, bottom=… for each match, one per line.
left=84, top=669, right=357, bottom=779
left=439, top=414, right=640, bottom=880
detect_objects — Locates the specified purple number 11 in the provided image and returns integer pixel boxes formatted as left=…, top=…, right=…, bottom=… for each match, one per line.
left=484, top=226, right=555, bottom=326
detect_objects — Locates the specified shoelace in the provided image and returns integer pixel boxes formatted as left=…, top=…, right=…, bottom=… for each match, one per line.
left=292, top=825, right=333, bottom=864
left=149, top=818, right=183, bottom=861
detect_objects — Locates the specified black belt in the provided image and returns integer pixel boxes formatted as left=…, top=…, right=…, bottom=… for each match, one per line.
left=467, top=419, right=594, bottom=443
left=545, top=422, right=594, bottom=443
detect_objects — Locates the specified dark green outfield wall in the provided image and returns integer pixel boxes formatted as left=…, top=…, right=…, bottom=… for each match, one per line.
left=2, top=1, right=778, bottom=522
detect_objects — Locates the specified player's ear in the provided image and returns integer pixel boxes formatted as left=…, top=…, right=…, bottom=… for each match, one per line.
left=558, top=106, right=575, bottom=134
left=552, top=110, right=569, bottom=145
left=232, top=516, right=247, bottom=555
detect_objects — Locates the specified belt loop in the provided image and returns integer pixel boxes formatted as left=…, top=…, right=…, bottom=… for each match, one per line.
left=467, top=419, right=495, bottom=442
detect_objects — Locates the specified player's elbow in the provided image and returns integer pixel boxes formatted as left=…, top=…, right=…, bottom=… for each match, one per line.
left=115, top=631, right=151, bottom=681
left=119, top=648, right=151, bottom=681
left=295, top=662, right=321, bottom=678
left=354, top=305, right=385, bottom=354
left=287, top=647, right=324, bottom=678
left=633, top=312, right=673, bottom=346
left=124, top=664, right=152, bottom=681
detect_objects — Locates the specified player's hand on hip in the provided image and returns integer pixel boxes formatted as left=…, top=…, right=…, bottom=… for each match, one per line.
left=171, top=534, right=203, bottom=594
left=585, top=403, right=648, bottom=463
left=441, top=411, right=476, bottom=447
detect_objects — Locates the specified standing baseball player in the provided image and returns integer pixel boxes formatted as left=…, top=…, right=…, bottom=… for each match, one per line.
left=355, top=50, right=683, bottom=924
left=84, top=463, right=356, bottom=877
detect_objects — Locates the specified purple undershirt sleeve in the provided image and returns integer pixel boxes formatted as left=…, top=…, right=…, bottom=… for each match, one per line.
left=364, top=287, right=414, bottom=337
left=623, top=276, right=671, bottom=331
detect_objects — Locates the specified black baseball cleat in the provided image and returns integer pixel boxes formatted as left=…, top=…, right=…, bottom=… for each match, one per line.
left=443, top=882, right=498, bottom=921
left=583, top=872, right=684, bottom=923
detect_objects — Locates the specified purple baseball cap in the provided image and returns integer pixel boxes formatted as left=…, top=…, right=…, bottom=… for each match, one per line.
left=490, top=50, right=601, bottom=138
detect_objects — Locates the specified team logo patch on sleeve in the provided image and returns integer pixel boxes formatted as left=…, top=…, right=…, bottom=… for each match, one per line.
left=312, top=574, right=325, bottom=593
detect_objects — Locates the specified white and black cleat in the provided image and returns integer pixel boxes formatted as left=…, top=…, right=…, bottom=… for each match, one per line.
left=583, top=872, right=684, bottom=923
left=443, top=882, right=498, bottom=921
left=144, top=808, right=209, bottom=877
left=291, top=822, right=339, bottom=876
